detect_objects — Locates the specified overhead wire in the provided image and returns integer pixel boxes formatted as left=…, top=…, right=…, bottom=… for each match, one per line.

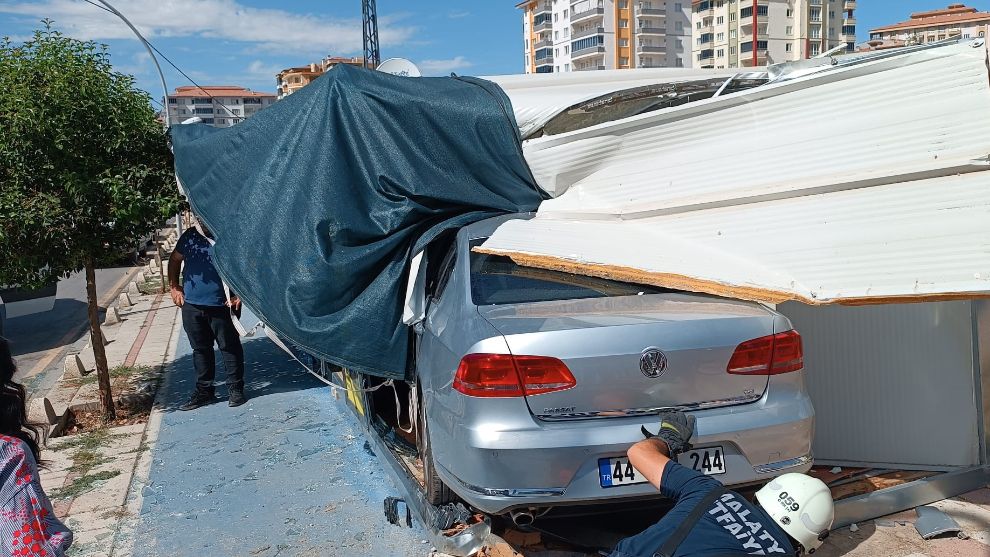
left=81, top=0, right=240, bottom=120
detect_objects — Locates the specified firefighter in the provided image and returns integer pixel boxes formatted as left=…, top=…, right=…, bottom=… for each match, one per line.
left=609, top=411, right=834, bottom=557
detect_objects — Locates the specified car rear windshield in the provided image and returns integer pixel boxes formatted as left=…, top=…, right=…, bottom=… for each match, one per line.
left=469, top=239, right=669, bottom=305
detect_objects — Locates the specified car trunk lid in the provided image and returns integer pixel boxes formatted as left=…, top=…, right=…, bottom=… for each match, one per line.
left=478, top=293, right=775, bottom=420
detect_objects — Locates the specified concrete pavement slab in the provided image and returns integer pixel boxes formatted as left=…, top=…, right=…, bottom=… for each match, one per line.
left=129, top=309, right=427, bottom=557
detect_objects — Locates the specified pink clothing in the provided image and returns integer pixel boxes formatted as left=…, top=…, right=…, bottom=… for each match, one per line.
left=0, top=435, right=72, bottom=557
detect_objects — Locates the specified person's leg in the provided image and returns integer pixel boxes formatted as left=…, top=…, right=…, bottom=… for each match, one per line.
left=207, top=306, right=246, bottom=404
left=180, top=304, right=218, bottom=410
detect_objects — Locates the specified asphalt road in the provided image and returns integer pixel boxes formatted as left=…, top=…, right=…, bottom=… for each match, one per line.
left=6, top=266, right=140, bottom=397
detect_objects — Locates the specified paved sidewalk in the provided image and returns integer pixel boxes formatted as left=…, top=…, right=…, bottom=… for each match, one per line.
left=122, top=309, right=428, bottom=557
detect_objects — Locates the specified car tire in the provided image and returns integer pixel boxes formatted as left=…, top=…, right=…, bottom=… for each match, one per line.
left=417, top=389, right=456, bottom=506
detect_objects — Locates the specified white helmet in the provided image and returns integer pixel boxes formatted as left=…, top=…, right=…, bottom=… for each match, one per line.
left=755, top=473, right=834, bottom=554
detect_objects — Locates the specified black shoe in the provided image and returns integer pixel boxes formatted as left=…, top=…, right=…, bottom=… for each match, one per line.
left=179, top=391, right=217, bottom=411
left=228, top=389, right=247, bottom=407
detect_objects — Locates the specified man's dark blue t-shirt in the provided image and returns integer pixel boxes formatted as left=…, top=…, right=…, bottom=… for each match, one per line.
left=176, top=228, right=226, bottom=307
left=610, top=463, right=794, bottom=557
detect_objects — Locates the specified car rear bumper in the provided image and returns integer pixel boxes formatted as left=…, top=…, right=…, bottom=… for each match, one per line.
left=433, top=373, right=814, bottom=515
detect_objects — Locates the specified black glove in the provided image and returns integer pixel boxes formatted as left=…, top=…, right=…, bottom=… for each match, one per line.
left=641, top=410, right=695, bottom=457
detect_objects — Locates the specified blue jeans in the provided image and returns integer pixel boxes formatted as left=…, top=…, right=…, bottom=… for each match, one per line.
left=181, top=303, right=245, bottom=395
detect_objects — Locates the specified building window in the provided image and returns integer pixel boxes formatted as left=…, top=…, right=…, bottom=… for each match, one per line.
left=674, top=3, right=682, bottom=11
left=810, top=43, right=821, bottom=56
left=675, top=21, right=683, bottom=30
left=168, top=98, right=178, bottom=104
left=554, top=13, right=558, bottom=21
left=618, top=0, right=627, bottom=7
left=717, top=32, right=724, bottom=40
left=571, top=34, right=604, bottom=52
left=201, top=118, right=215, bottom=124
left=555, top=48, right=559, bottom=56
left=786, top=43, right=792, bottom=52
left=729, top=11, right=736, bottom=21
left=716, top=48, right=725, bottom=57
left=193, top=107, right=213, bottom=114
left=697, top=21, right=702, bottom=29
left=564, top=27, right=569, bottom=37
left=565, top=45, right=570, bottom=53
left=676, top=58, right=684, bottom=67
left=716, top=0, right=723, bottom=7
left=729, top=29, right=737, bottom=39
left=243, top=98, right=263, bottom=104
left=729, top=46, right=736, bottom=54
left=786, top=26, right=793, bottom=35
left=716, top=16, right=724, bottom=24
left=786, top=8, right=792, bottom=17
left=619, top=18, right=629, bottom=28
left=828, top=10, right=835, bottom=19
left=563, top=9, right=568, bottom=17
left=620, top=56, right=629, bottom=65
left=619, top=38, right=629, bottom=47
left=564, top=63, right=570, bottom=71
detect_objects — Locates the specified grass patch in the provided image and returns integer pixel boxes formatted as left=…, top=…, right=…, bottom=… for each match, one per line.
left=70, top=364, right=150, bottom=386
left=55, top=427, right=123, bottom=451
left=53, top=470, right=120, bottom=499
left=67, top=448, right=110, bottom=473
left=139, top=279, right=164, bottom=295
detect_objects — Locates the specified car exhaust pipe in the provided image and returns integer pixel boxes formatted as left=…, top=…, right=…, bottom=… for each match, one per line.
left=510, top=508, right=536, bottom=527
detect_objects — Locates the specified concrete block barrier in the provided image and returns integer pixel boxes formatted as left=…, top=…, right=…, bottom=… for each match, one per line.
left=127, top=281, right=141, bottom=296
left=28, top=397, right=59, bottom=425
left=103, top=306, right=121, bottom=326
left=63, top=354, right=89, bottom=378
left=118, top=292, right=132, bottom=308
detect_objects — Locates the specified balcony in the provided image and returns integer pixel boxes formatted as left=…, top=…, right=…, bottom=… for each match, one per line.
left=571, top=45, right=606, bottom=60
left=844, top=16, right=856, bottom=25
left=571, top=7, right=605, bottom=24
left=637, top=44, right=666, bottom=53
left=636, top=6, right=665, bottom=17
left=572, top=26, right=605, bottom=40
left=841, top=33, right=856, bottom=42
left=535, top=53, right=554, bottom=65
left=637, top=26, right=666, bottom=35
left=534, top=3, right=551, bottom=16
left=575, top=65, right=607, bottom=71
left=534, top=38, right=552, bottom=49
left=533, top=20, right=553, bottom=33
left=843, top=0, right=856, bottom=8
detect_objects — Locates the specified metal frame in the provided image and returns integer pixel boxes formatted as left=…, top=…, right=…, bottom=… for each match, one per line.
left=976, top=300, right=990, bottom=466
left=833, top=465, right=990, bottom=529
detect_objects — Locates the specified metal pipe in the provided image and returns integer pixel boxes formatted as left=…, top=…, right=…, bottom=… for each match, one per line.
left=89, top=0, right=183, bottom=230
left=510, top=509, right=535, bottom=527
left=90, top=0, right=169, bottom=127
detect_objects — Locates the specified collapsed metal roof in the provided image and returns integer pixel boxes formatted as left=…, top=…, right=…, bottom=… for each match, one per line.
left=479, top=40, right=990, bottom=305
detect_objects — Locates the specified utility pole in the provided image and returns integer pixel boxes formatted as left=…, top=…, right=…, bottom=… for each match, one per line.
left=362, top=0, right=381, bottom=69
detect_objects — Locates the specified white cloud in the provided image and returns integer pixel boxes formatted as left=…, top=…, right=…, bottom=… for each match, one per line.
left=447, top=10, right=470, bottom=19
left=0, top=0, right=416, bottom=57
left=417, top=56, right=472, bottom=75
left=246, top=60, right=283, bottom=80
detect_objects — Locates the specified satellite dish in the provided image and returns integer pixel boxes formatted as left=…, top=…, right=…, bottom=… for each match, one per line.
left=377, top=58, right=422, bottom=77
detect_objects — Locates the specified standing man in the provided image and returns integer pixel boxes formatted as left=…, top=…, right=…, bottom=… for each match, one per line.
left=609, top=411, right=834, bottom=557
left=169, top=219, right=247, bottom=410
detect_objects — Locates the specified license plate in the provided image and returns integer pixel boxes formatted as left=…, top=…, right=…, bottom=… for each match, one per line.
left=598, top=457, right=649, bottom=488
left=679, top=446, right=727, bottom=476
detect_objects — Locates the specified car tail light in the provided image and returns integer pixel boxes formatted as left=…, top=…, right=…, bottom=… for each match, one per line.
left=727, top=330, right=804, bottom=375
left=453, top=354, right=577, bottom=397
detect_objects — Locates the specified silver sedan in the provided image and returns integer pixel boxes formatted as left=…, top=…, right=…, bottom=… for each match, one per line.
left=392, top=214, right=813, bottom=522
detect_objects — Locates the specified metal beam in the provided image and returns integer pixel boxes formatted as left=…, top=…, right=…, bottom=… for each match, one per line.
left=362, top=0, right=381, bottom=69
left=833, top=466, right=990, bottom=529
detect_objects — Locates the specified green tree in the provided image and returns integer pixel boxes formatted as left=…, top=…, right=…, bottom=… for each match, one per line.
left=0, top=22, right=180, bottom=422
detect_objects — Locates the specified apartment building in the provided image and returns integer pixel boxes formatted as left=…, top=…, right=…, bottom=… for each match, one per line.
left=277, top=56, right=365, bottom=99
left=691, top=0, right=856, bottom=69
left=869, top=4, right=989, bottom=45
left=517, top=0, right=693, bottom=72
left=166, top=86, right=275, bottom=128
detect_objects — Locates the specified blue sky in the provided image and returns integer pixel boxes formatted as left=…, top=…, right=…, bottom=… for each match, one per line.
left=1, top=0, right=988, bottom=102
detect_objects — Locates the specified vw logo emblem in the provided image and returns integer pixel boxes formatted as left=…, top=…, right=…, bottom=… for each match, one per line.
left=640, top=348, right=668, bottom=378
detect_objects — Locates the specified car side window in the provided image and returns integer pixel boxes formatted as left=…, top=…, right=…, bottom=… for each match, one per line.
left=431, top=242, right=457, bottom=301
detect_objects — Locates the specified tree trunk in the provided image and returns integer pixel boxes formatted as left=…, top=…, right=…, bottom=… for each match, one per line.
left=85, top=259, right=116, bottom=423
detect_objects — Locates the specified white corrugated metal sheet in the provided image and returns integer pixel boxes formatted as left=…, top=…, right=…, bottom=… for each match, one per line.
left=481, top=41, right=990, bottom=305
left=486, top=67, right=742, bottom=139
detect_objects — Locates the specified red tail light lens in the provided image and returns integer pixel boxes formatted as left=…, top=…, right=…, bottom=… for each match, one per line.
left=453, top=354, right=576, bottom=397
left=727, top=330, right=804, bottom=375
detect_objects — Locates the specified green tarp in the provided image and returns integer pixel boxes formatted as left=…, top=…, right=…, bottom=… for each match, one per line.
left=170, top=65, right=543, bottom=379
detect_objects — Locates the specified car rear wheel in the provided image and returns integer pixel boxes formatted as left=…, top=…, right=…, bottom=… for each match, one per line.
left=417, top=389, right=456, bottom=506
